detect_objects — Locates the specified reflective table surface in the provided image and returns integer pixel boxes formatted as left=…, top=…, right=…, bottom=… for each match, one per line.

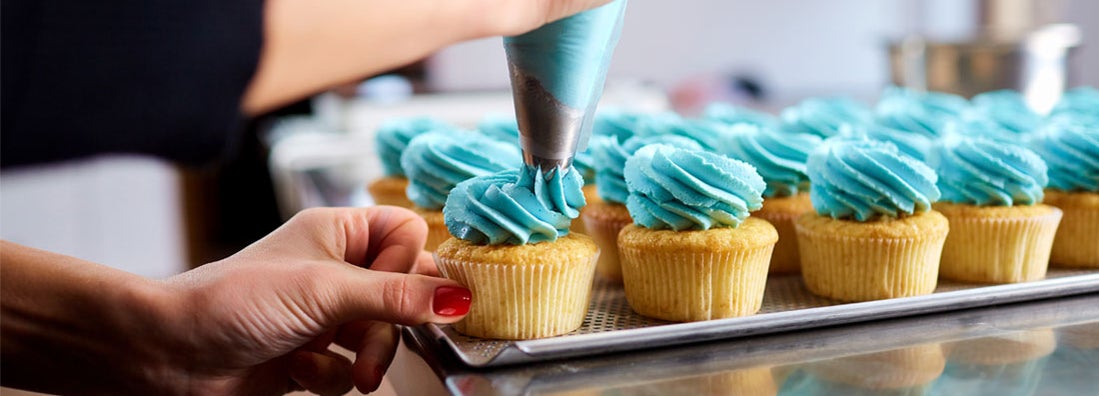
left=402, top=293, right=1099, bottom=395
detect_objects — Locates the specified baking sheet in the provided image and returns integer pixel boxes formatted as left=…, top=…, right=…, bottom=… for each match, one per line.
left=416, top=269, right=1099, bottom=368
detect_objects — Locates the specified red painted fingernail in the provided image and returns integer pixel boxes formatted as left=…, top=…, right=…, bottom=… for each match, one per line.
left=433, top=286, right=471, bottom=316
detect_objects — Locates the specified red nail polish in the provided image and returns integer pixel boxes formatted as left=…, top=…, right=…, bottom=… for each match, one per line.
left=433, top=286, right=471, bottom=316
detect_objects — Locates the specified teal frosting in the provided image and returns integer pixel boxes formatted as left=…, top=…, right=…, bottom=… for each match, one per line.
left=876, top=87, right=969, bottom=137
left=932, top=135, right=1048, bottom=206
left=624, top=144, right=765, bottom=230
left=1031, top=118, right=1099, bottom=192
left=591, top=134, right=703, bottom=204
left=702, top=102, right=779, bottom=128
left=444, top=165, right=585, bottom=245
left=1051, top=86, right=1099, bottom=119
left=400, top=132, right=522, bottom=210
left=723, top=124, right=822, bottom=197
left=375, top=117, right=453, bottom=177
left=808, top=136, right=941, bottom=221
left=780, top=97, right=873, bottom=138
left=851, top=123, right=935, bottom=161
left=968, top=90, right=1041, bottom=134
left=636, top=112, right=730, bottom=152
left=594, top=109, right=647, bottom=142
left=477, top=114, right=597, bottom=184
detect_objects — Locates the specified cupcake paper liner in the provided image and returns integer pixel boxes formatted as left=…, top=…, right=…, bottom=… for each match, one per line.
left=435, top=253, right=598, bottom=340
left=581, top=203, right=634, bottom=283
left=795, top=216, right=948, bottom=302
left=938, top=205, right=1062, bottom=283
left=755, top=210, right=803, bottom=275
left=367, top=176, right=414, bottom=208
left=618, top=242, right=774, bottom=322
left=1045, top=191, right=1099, bottom=268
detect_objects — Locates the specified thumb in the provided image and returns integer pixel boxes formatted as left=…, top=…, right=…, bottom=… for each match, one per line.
left=322, top=266, right=471, bottom=326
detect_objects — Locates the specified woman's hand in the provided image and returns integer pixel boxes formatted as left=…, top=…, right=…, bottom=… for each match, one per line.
left=1, top=206, right=469, bottom=395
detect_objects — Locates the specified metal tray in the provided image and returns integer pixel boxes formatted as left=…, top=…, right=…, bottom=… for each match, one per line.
left=414, top=269, right=1099, bottom=368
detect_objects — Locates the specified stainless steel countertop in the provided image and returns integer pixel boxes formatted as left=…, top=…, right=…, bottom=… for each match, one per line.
left=402, top=292, right=1099, bottom=395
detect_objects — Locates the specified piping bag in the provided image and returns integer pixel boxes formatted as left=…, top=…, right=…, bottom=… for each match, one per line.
left=504, top=0, right=628, bottom=171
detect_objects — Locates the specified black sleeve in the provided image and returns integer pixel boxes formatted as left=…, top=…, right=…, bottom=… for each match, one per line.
left=1, top=0, right=265, bottom=168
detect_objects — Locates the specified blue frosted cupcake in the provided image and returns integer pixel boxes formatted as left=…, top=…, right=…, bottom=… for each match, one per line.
left=367, top=116, right=453, bottom=207
left=1031, top=117, right=1099, bottom=268
left=723, top=124, right=822, bottom=273
left=702, top=102, right=779, bottom=129
left=796, top=137, right=948, bottom=302
left=400, top=131, right=521, bottom=251
left=618, top=144, right=777, bottom=321
left=931, top=135, right=1060, bottom=283
left=875, top=86, right=968, bottom=137
left=436, top=165, right=598, bottom=339
left=780, top=97, right=873, bottom=138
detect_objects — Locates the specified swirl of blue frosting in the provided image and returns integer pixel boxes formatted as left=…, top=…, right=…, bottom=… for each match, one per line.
left=1051, top=86, right=1099, bottom=120
left=702, top=102, right=779, bottom=128
left=808, top=136, right=941, bottom=221
left=400, top=132, right=522, bottom=210
left=591, top=134, right=703, bottom=204
left=875, top=87, right=969, bottom=137
left=375, top=117, right=453, bottom=177
left=780, top=97, right=872, bottom=138
left=967, top=90, right=1041, bottom=134
left=1031, top=119, right=1099, bottom=191
left=594, top=109, right=647, bottom=142
left=624, top=144, right=765, bottom=230
left=849, top=123, right=935, bottom=161
left=477, top=114, right=597, bottom=184
left=932, top=135, right=1048, bottom=205
left=444, top=165, right=586, bottom=245
left=636, top=112, right=730, bottom=152
left=723, top=124, right=822, bottom=197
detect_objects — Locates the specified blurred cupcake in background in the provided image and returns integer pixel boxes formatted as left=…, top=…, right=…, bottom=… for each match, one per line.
left=780, top=97, right=872, bottom=138
left=593, top=108, right=648, bottom=143
left=934, top=329, right=1056, bottom=396
left=583, top=134, right=702, bottom=282
left=438, top=165, right=597, bottom=339
left=635, top=111, right=731, bottom=153
left=400, top=131, right=521, bottom=251
left=796, top=137, right=947, bottom=302
left=703, top=101, right=779, bottom=129
left=955, top=89, right=1042, bottom=144
left=619, top=144, right=776, bottom=321
left=1031, top=117, right=1099, bottom=268
left=367, top=116, right=453, bottom=207
left=723, top=124, right=822, bottom=274
left=1049, top=86, right=1099, bottom=123
left=875, top=86, right=969, bottom=138
left=931, top=134, right=1060, bottom=283
left=852, top=122, right=935, bottom=162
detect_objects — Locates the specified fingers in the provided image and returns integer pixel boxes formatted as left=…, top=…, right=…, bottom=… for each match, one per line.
left=289, top=349, right=354, bottom=396
left=363, top=206, right=428, bottom=274
left=334, top=321, right=401, bottom=394
left=320, top=266, right=469, bottom=326
left=413, top=250, right=441, bottom=276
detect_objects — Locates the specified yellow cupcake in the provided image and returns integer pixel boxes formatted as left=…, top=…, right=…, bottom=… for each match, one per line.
left=619, top=218, right=777, bottom=321
left=808, top=343, right=945, bottom=391
left=435, top=233, right=598, bottom=340
left=580, top=202, right=633, bottom=282
left=366, top=176, right=414, bottom=208
left=1043, top=190, right=1099, bottom=268
left=754, top=192, right=813, bottom=274
left=796, top=211, right=949, bottom=302
left=410, top=207, right=450, bottom=252
left=935, top=202, right=1063, bottom=283
left=569, top=184, right=602, bottom=235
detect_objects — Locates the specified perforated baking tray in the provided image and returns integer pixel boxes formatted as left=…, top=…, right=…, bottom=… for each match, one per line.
left=413, top=269, right=1099, bottom=367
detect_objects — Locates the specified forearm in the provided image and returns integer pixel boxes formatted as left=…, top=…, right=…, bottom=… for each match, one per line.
left=0, top=241, right=181, bottom=395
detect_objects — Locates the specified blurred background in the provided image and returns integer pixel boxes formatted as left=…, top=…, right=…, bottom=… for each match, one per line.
left=3, top=0, right=1097, bottom=279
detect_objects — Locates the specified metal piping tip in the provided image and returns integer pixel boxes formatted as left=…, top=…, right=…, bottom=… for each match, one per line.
left=510, top=67, right=585, bottom=174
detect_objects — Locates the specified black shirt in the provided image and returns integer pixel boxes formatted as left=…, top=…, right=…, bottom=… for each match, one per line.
left=1, top=0, right=265, bottom=168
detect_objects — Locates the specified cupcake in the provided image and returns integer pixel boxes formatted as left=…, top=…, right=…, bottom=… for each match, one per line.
left=931, top=135, right=1061, bottom=283
left=723, top=124, right=822, bottom=274
left=635, top=111, right=731, bottom=152
left=875, top=86, right=968, bottom=138
left=437, top=165, right=598, bottom=339
left=583, top=134, right=703, bottom=282
left=1032, top=112, right=1099, bottom=268
left=593, top=108, right=646, bottom=142
left=477, top=114, right=600, bottom=235
left=702, top=102, right=779, bottom=129
left=367, top=116, right=452, bottom=207
left=964, top=89, right=1041, bottom=140
left=796, top=137, right=948, bottom=302
left=1050, top=86, right=1099, bottom=122
left=780, top=97, right=873, bottom=138
left=618, top=144, right=777, bottom=321
left=400, top=131, right=521, bottom=251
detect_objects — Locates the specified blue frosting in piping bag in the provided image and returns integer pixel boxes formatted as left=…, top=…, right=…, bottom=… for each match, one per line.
left=504, top=0, right=628, bottom=168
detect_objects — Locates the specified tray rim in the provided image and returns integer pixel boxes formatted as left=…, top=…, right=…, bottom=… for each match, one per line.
left=423, top=271, right=1099, bottom=368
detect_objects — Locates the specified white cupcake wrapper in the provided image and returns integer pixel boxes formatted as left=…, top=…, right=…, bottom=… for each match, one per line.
left=939, top=208, right=1062, bottom=283
left=582, top=210, right=634, bottom=283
